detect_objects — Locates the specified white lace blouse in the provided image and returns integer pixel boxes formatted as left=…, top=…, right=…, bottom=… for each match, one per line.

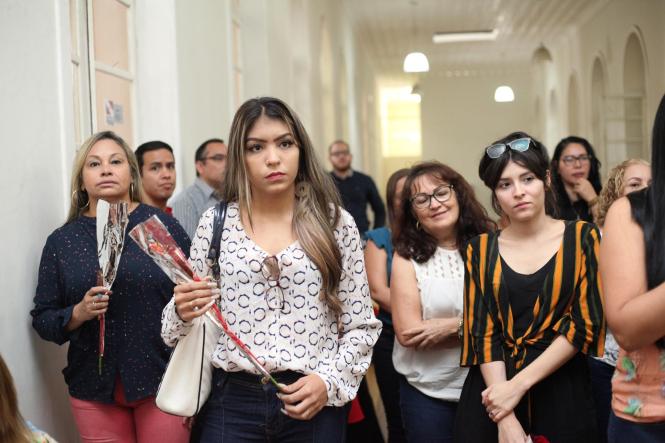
left=392, top=247, right=469, bottom=401
left=161, top=202, right=382, bottom=406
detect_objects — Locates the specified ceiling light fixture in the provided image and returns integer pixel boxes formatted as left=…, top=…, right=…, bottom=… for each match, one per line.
left=403, top=0, right=429, bottom=73
left=494, top=85, right=515, bottom=103
left=432, top=29, right=498, bottom=44
left=403, top=52, right=429, bottom=73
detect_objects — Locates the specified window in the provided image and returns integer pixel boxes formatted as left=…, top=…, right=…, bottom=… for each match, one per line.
left=380, top=87, right=422, bottom=157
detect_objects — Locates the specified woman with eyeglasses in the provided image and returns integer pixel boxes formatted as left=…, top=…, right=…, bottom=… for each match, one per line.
left=601, top=95, right=665, bottom=442
left=390, top=161, right=495, bottom=442
left=551, top=136, right=603, bottom=222
left=161, top=97, right=381, bottom=442
left=454, top=132, right=605, bottom=443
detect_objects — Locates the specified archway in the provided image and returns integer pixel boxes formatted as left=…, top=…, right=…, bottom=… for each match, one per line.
left=590, top=57, right=607, bottom=165
left=623, top=32, right=647, bottom=159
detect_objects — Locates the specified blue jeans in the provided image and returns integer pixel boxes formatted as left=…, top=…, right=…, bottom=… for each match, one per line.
left=399, top=376, right=457, bottom=443
left=196, top=369, right=347, bottom=442
left=608, top=411, right=665, bottom=442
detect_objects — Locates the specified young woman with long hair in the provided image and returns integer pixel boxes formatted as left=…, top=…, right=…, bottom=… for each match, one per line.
left=455, top=132, right=605, bottom=443
left=590, top=157, right=651, bottom=443
left=364, top=167, right=410, bottom=442
left=390, top=161, right=495, bottom=442
left=31, top=131, right=191, bottom=442
left=601, top=95, right=665, bottom=441
left=161, top=97, right=381, bottom=442
left=551, top=135, right=602, bottom=222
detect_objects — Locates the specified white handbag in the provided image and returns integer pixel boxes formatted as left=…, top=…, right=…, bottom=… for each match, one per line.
left=156, top=313, right=221, bottom=416
left=156, top=202, right=227, bottom=417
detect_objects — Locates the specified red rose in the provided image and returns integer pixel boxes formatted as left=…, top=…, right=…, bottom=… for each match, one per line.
left=531, top=435, right=550, bottom=443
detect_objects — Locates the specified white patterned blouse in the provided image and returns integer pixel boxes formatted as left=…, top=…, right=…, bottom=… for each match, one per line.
left=161, top=202, right=382, bottom=406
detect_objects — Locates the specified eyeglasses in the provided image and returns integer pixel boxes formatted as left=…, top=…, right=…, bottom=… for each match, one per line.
left=485, top=137, right=532, bottom=159
left=261, top=255, right=284, bottom=310
left=410, top=184, right=454, bottom=209
left=201, top=154, right=227, bottom=162
left=330, top=150, right=350, bottom=157
left=561, top=154, right=592, bottom=165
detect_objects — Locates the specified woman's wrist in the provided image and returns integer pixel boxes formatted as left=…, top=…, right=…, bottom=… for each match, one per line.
left=510, top=371, right=533, bottom=395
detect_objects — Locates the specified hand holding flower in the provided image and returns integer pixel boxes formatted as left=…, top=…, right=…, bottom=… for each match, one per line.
left=174, top=279, right=220, bottom=322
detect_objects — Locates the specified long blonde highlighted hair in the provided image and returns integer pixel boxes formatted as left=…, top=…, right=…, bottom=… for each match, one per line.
left=224, top=97, right=344, bottom=320
left=66, top=131, right=142, bottom=224
left=595, top=158, right=650, bottom=227
left=0, top=354, right=31, bottom=443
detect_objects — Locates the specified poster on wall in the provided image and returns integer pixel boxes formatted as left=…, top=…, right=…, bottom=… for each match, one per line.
left=104, top=100, right=124, bottom=126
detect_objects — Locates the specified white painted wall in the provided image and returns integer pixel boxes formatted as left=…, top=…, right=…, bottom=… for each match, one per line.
left=535, top=0, right=665, bottom=172
left=174, top=0, right=234, bottom=187
left=420, top=68, right=535, bottom=211
left=134, top=0, right=184, bottom=192
left=0, top=1, right=79, bottom=440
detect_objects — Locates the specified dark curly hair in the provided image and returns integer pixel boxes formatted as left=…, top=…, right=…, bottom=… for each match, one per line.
left=478, top=131, right=558, bottom=218
left=394, top=161, right=496, bottom=263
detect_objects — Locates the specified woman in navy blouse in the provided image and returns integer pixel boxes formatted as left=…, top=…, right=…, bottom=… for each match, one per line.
left=31, top=131, right=190, bottom=443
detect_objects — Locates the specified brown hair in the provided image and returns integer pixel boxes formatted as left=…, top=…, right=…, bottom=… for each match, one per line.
left=386, top=168, right=410, bottom=234
left=394, top=161, right=496, bottom=262
left=224, top=97, right=344, bottom=320
left=595, top=158, right=650, bottom=227
left=67, top=131, right=142, bottom=224
left=0, top=354, right=31, bottom=443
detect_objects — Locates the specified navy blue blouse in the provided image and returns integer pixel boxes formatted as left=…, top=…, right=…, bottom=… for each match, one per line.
left=31, top=204, right=190, bottom=403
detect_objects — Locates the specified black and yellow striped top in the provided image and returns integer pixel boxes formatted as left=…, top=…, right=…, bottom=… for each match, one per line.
left=460, top=220, right=605, bottom=371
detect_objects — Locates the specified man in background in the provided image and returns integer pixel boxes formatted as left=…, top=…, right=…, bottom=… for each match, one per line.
left=171, top=138, right=227, bottom=238
left=329, top=139, right=386, bottom=235
left=135, top=140, right=176, bottom=214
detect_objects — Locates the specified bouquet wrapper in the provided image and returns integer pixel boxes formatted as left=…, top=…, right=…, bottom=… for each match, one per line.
left=129, top=215, right=279, bottom=387
left=96, top=200, right=128, bottom=374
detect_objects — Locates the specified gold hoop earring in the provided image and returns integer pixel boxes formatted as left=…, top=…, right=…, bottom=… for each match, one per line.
left=416, top=220, right=421, bottom=230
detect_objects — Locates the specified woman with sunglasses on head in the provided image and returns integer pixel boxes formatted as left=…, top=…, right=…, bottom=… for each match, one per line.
left=600, top=95, right=665, bottom=442
left=551, top=136, right=603, bottom=222
left=455, top=132, right=605, bottom=443
left=390, top=161, right=495, bottom=443
left=161, top=97, right=381, bottom=442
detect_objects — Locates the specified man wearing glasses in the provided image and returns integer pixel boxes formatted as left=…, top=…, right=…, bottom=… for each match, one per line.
left=171, top=138, right=227, bottom=238
left=329, top=140, right=386, bottom=236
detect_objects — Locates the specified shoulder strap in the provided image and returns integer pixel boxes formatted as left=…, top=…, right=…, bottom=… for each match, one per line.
left=206, top=201, right=228, bottom=282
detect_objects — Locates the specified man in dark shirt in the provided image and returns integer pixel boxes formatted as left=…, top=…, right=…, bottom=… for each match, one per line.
left=329, top=140, right=386, bottom=234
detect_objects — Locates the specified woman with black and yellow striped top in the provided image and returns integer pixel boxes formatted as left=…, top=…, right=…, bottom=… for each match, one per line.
left=453, top=132, right=606, bottom=443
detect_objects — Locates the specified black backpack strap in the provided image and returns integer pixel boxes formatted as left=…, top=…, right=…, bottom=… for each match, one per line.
left=206, top=201, right=228, bottom=282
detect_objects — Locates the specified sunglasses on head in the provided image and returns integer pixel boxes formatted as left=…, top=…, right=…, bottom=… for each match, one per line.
left=485, top=137, right=532, bottom=159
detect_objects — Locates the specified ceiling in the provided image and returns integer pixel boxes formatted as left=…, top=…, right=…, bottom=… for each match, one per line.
left=346, top=0, right=609, bottom=76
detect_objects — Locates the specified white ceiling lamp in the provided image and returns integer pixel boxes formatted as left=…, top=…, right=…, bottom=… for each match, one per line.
left=403, top=0, right=429, bottom=73
left=433, top=29, right=499, bottom=44
left=403, top=52, right=430, bottom=73
left=494, top=85, right=515, bottom=102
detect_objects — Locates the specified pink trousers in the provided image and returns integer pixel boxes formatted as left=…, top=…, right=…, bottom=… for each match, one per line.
left=69, top=380, right=190, bottom=443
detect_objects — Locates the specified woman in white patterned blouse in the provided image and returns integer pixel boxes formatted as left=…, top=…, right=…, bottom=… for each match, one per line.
left=161, top=97, right=381, bottom=442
